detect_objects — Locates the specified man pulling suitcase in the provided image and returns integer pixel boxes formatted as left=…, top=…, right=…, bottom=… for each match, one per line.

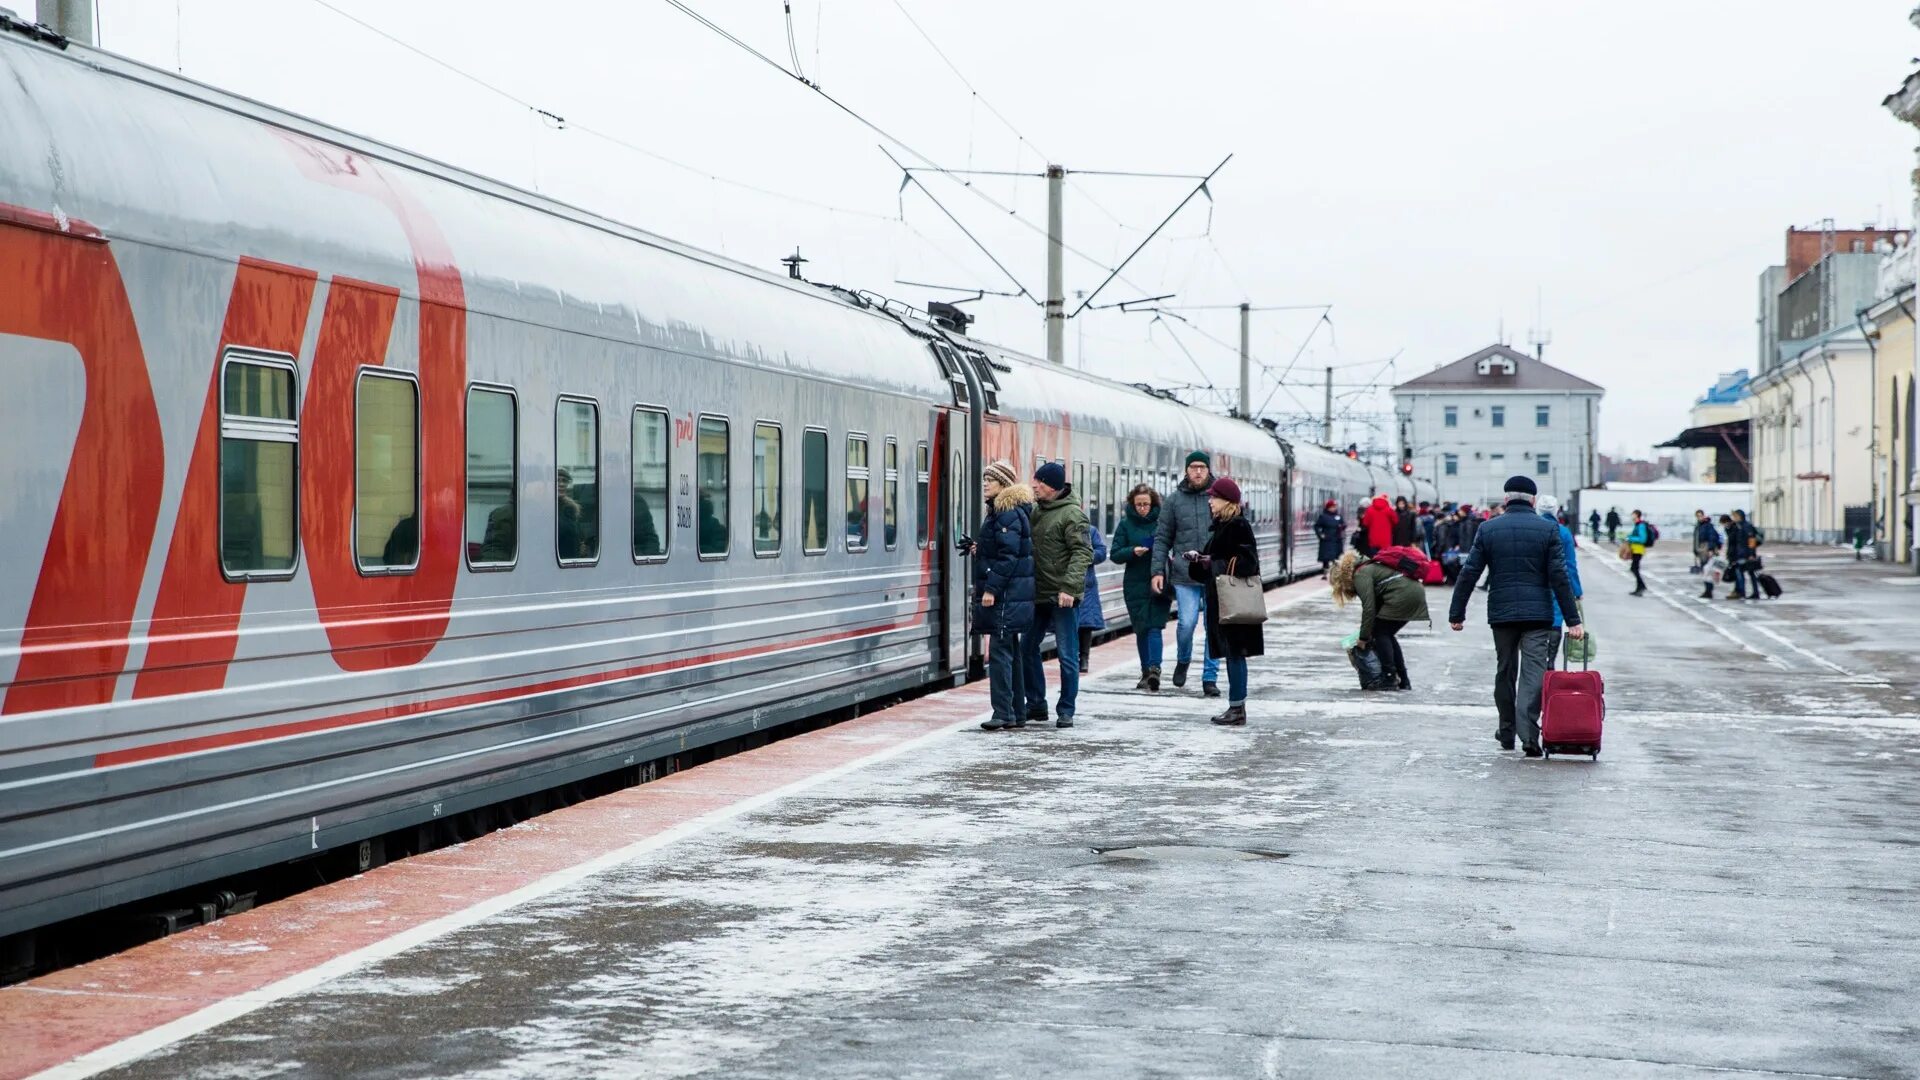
left=1447, top=476, right=1584, bottom=758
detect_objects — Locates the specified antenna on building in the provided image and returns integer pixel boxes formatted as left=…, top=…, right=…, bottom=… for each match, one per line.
left=1528, top=286, right=1551, bottom=361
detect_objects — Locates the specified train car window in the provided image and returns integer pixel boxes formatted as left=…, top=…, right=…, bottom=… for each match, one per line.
left=914, top=441, right=930, bottom=549
left=465, top=386, right=517, bottom=570
left=1073, top=462, right=1085, bottom=509
left=219, top=352, right=299, bottom=579
left=846, top=434, right=870, bottom=552
left=697, top=415, right=730, bottom=558
left=802, top=428, right=829, bottom=554
left=752, top=422, right=782, bottom=557
left=884, top=437, right=899, bottom=551
left=632, top=407, right=670, bottom=562
left=355, top=370, right=421, bottom=573
left=1105, top=464, right=1116, bottom=531
left=555, top=397, right=600, bottom=565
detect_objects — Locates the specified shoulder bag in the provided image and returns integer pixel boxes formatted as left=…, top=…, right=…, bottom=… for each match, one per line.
left=1215, top=556, right=1269, bottom=626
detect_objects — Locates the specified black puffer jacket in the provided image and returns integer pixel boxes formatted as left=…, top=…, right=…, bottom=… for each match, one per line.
left=971, top=484, right=1036, bottom=633
left=1447, top=498, right=1581, bottom=627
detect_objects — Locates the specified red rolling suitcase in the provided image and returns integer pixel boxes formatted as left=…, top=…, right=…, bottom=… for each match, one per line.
left=1540, top=646, right=1604, bottom=760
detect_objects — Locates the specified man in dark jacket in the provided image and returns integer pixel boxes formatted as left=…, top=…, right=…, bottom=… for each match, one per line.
left=1604, top=508, right=1622, bottom=544
left=1151, top=451, right=1222, bottom=696
left=1724, top=509, right=1761, bottom=601
left=970, top=460, right=1036, bottom=730
left=1026, top=461, right=1094, bottom=727
left=1449, top=476, right=1584, bottom=757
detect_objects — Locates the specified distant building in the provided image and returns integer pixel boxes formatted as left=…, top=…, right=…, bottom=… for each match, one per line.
left=1885, top=65, right=1920, bottom=565
left=1656, top=371, right=1751, bottom=485
left=1748, top=325, right=1873, bottom=544
left=1599, top=453, right=1682, bottom=484
left=1759, top=225, right=1909, bottom=376
left=1391, top=344, right=1603, bottom=507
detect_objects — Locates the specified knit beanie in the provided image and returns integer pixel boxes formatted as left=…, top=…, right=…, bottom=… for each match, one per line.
left=1503, top=474, right=1538, bottom=499
left=983, top=459, right=1017, bottom=489
left=1033, top=461, right=1067, bottom=490
left=1185, top=450, right=1211, bottom=468
left=1207, top=476, right=1242, bottom=503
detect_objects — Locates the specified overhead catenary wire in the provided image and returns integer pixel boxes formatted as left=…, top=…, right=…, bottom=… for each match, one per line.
left=887, top=0, right=1048, bottom=161
left=300, top=0, right=892, bottom=222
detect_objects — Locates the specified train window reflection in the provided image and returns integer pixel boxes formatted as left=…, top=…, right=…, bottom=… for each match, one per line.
left=219, top=353, right=299, bottom=578
left=698, top=415, right=729, bottom=558
left=632, top=407, right=669, bottom=561
left=802, top=428, right=828, bottom=554
left=884, top=437, right=899, bottom=551
left=915, top=442, right=930, bottom=549
left=753, top=422, right=782, bottom=557
left=555, top=398, right=600, bottom=564
left=466, top=387, right=516, bottom=569
left=846, top=434, right=870, bottom=552
left=355, top=371, right=420, bottom=573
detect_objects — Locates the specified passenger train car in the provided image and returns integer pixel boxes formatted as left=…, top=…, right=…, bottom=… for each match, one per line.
left=0, top=27, right=1437, bottom=944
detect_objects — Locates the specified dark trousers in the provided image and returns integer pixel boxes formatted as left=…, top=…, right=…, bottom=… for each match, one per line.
left=1630, top=553, right=1646, bottom=592
left=1491, top=624, right=1556, bottom=747
left=986, top=627, right=1026, bottom=723
left=1078, top=627, right=1095, bottom=672
left=1373, top=618, right=1409, bottom=689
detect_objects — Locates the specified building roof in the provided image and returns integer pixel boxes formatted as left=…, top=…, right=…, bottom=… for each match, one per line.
left=1392, top=344, right=1604, bottom=394
left=1696, top=369, right=1751, bottom=407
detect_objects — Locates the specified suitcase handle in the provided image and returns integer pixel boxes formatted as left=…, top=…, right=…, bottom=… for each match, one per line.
left=1561, top=630, right=1589, bottom=672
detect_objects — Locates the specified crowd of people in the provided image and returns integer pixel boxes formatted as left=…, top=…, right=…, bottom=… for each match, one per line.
left=966, top=452, right=1767, bottom=745
left=966, top=450, right=1260, bottom=731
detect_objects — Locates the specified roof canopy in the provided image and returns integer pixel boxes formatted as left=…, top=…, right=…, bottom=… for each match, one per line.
left=1656, top=419, right=1750, bottom=450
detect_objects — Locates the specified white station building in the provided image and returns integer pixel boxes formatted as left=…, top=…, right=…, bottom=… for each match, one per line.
left=1392, top=345, right=1605, bottom=508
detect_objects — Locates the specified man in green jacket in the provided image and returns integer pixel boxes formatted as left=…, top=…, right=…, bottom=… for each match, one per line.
left=1024, top=461, right=1094, bottom=727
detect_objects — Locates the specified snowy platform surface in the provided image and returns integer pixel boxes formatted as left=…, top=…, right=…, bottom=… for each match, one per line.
left=49, top=545, right=1920, bottom=1078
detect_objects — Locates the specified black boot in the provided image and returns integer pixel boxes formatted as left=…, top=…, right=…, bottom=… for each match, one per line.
left=1134, top=669, right=1151, bottom=691
left=980, top=718, right=1007, bottom=731
left=1202, top=681, right=1221, bottom=698
left=1146, top=666, right=1161, bottom=692
left=1171, top=661, right=1190, bottom=688
left=1210, top=705, right=1247, bottom=726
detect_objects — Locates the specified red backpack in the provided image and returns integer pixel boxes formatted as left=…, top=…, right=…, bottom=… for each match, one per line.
left=1371, top=545, right=1433, bottom=582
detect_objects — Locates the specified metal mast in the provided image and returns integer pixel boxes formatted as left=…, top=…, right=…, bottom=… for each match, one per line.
left=1045, top=164, right=1065, bottom=364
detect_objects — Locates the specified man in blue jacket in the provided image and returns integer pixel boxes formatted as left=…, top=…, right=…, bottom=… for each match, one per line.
left=1537, top=495, right=1583, bottom=653
left=1449, top=476, right=1584, bottom=757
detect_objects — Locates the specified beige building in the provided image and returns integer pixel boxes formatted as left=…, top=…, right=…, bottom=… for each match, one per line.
left=1748, top=327, right=1873, bottom=543
left=1861, top=270, right=1916, bottom=563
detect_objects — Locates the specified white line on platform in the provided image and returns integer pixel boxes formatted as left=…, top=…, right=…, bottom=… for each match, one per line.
left=27, top=704, right=998, bottom=1080
left=1579, top=548, right=1785, bottom=667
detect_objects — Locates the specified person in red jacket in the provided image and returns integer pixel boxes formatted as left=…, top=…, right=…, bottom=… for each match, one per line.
left=1359, top=495, right=1396, bottom=556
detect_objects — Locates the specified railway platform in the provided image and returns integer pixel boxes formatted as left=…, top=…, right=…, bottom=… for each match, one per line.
left=8, top=545, right=1920, bottom=1080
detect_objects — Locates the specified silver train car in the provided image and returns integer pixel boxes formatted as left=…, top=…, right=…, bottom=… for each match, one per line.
left=0, top=28, right=1433, bottom=941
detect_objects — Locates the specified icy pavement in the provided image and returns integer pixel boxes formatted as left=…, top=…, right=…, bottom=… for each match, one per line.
left=91, top=546, right=1920, bottom=1079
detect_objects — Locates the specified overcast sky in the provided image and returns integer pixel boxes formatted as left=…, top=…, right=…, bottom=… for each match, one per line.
left=84, top=0, right=1919, bottom=461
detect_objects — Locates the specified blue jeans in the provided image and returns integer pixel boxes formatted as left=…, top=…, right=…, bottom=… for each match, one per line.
left=1134, top=626, right=1164, bottom=670
left=987, top=627, right=1026, bottom=723
left=1173, top=584, right=1221, bottom=681
left=1023, top=603, right=1080, bottom=718
left=1225, top=656, right=1248, bottom=704
left=1733, top=564, right=1760, bottom=597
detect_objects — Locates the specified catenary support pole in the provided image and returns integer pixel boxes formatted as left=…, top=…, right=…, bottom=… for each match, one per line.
left=37, top=0, right=93, bottom=43
left=1323, top=366, right=1334, bottom=445
left=1045, top=164, right=1065, bottom=364
left=1237, top=302, right=1251, bottom=418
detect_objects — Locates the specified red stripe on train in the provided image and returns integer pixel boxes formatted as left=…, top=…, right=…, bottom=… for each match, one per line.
left=93, top=614, right=928, bottom=769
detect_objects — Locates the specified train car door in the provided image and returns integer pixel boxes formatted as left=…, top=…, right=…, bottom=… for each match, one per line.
left=936, top=408, right=979, bottom=682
